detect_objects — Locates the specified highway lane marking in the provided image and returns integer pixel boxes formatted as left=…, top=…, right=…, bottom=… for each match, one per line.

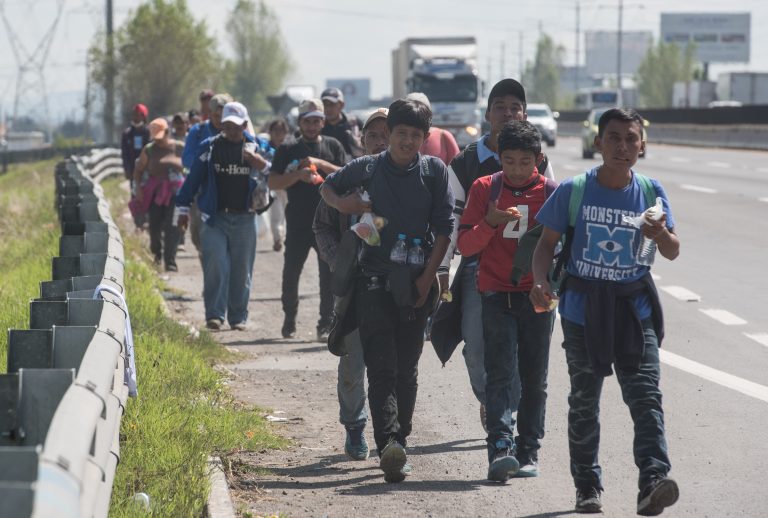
left=669, top=157, right=691, bottom=163
left=706, top=161, right=730, bottom=169
left=660, top=286, right=700, bottom=302
left=699, top=308, right=747, bottom=326
left=759, top=197, right=768, bottom=203
left=651, top=273, right=661, bottom=281
left=660, top=350, right=768, bottom=404
left=744, top=333, right=768, bottom=348
left=758, top=167, right=768, bottom=174
left=680, top=184, right=717, bottom=194
left=562, top=164, right=581, bottom=171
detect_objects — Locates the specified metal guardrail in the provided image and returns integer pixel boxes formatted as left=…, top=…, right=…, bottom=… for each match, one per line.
left=0, top=149, right=131, bottom=517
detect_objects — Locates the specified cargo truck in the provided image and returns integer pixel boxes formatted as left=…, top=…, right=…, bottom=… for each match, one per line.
left=392, top=37, right=483, bottom=148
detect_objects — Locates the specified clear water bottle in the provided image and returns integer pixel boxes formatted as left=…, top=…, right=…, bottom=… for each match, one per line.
left=390, top=233, right=408, bottom=265
left=636, top=199, right=664, bottom=266
left=407, top=238, right=425, bottom=267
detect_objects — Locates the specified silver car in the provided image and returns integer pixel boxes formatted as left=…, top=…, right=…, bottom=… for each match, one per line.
left=526, top=103, right=558, bottom=147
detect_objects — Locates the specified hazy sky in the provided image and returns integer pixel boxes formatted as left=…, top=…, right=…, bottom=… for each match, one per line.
left=1, top=0, right=767, bottom=118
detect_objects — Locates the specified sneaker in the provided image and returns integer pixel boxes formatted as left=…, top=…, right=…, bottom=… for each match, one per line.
left=575, top=486, right=603, bottom=514
left=344, top=427, right=369, bottom=461
left=165, top=263, right=178, bottom=272
left=637, top=477, right=679, bottom=516
left=380, top=439, right=407, bottom=483
left=487, top=440, right=519, bottom=482
left=273, top=240, right=283, bottom=252
left=206, top=318, right=223, bottom=330
left=281, top=318, right=296, bottom=338
left=231, top=321, right=247, bottom=331
left=316, top=326, right=330, bottom=342
left=514, top=452, right=539, bottom=478
left=480, top=404, right=488, bottom=433
left=177, top=244, right=186, bottom=252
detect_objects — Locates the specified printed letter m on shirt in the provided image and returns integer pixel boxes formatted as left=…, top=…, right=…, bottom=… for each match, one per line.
left=583, top=223, right=636, bottom=267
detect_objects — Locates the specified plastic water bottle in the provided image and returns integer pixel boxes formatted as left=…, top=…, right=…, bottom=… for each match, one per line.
left=407, top=238, right=425, bottom=267
left=622, top=197, right=664, bottom=266
left=390, top=233, right=408, bottom=265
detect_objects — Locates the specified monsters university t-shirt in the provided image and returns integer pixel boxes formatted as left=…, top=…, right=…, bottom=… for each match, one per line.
left=535, top=167, right=675, bottom=325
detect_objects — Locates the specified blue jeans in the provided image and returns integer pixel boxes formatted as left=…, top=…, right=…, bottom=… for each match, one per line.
left=482, top=291, right=553, bottom=459
left=200, top=212, right=257, bottom=325
left=337, top=328, right=368, bottom=429
left=562, top=318, right=671, bottom=491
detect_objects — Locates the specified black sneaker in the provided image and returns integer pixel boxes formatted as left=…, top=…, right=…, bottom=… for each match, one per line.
left=487, top=440, right=519, bottom=482
left=206, top=318, right=223, bottom=330
left=316, top=325, right=330, bottom=342
left=637, top=476, right=679, bottom=516
left=281, top=318, right=296, bottom=338
left=379, top=438, right=407, bottom=483
left=513, top=452, right=539, bottom=478
left=575, top=486, right=603, bottom=513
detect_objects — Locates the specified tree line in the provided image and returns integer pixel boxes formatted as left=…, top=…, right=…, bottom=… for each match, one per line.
left=89, top=0, right=292, bottom=133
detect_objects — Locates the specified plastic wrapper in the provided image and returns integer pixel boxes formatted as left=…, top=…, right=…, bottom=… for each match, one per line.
left=350, top=191, right=387, bottom=246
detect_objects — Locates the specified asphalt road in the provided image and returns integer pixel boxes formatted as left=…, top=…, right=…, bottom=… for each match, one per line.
left=161, top=140, right=768, bottom=517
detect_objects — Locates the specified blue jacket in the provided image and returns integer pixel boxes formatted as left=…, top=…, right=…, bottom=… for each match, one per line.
left=175, top=132, right=270, bottom=224
left=182, top=120, right=217, bottom=170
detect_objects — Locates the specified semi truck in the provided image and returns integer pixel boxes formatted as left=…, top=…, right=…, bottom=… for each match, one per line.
left=392, top=37, right=483, bottom=148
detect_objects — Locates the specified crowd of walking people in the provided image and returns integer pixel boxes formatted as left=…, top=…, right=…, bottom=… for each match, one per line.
left=121, top=78, right=681, bottom=516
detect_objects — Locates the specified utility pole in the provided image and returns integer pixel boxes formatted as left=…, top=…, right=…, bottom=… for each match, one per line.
left=617, top=0, right=623, bottom=105
left=104, top=0, right=115, bottom=144
left=518, top=32, right=523, bottom=80
left=575, top=0, right=580, bottom=93
left=500, top=41, right=505, bottom=80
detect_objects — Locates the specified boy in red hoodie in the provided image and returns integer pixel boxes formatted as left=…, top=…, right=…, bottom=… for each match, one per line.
left=458, top=120, right=556, bottom=482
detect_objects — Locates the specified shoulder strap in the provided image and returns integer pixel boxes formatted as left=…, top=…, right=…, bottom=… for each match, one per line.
left=568, top=173, right=587, bottom=226
left=360, top=153, right=381, bottom=192
left=634, top=172, right=657, bottom=208
left=420, top=155, right=437, bottom=198
left=543, top=175, right=557, bottom=197
left=538, top=154, right=549, bottom=176
left=489, top=171, right=504, bottom=202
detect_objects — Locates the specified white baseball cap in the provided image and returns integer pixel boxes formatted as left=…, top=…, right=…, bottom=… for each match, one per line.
left=221, top=101, right=249, bottom=125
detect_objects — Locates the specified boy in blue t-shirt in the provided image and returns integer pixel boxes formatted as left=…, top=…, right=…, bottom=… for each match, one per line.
left=531, top=108, right=681, bottom=516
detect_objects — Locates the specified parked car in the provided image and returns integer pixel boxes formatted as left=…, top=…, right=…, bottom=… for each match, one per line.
left=581, top=108, right=648, bottom=159
left=526, top=103, right=558, bottom=147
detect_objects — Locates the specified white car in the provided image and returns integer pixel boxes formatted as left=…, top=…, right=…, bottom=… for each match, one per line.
left=526, top=103, right=558, bottom=147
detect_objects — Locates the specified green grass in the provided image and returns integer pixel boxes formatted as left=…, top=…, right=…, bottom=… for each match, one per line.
left=0, top=163, right=288, bottom=516
left=0, top=159, right=60, bottom=373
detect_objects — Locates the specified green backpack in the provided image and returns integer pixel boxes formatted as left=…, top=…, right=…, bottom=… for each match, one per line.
left=550, top=172, right=657, bottom=291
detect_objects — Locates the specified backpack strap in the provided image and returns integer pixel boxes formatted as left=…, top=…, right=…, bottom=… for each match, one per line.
left=488, top=171, right=504, bottom=203
left=568, top=173, right=587, bottom=226
left=634, top=172, right=657, bottom=209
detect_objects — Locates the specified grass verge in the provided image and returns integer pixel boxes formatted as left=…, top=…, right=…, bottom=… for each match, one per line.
left=0, top=161, right=287, bottom=516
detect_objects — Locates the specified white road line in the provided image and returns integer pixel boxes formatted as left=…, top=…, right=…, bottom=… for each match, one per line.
left=669, top=157, right=691, bottom=163
left=759, top=197, right=768, bottom=203
left=562, top=164, right=580, bottom=171
left=757, top=167, right=768, bottom=174
left=660, top=350, right=768, bottom=404
left=706, top=161, right=730, bottom=169
left=660, top=285, right=700, bottom=302
left=744, top=333, right=768, bottom=348
left=699, top=308, right=747, bottom=326
left=651, top=273, right=661, bottom=281
left=680, top=184, right=717, bottom=194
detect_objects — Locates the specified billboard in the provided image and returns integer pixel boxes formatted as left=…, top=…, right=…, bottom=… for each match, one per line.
left=661, top=13, right=750, bottom=63
left=325, top=78, right=371, bottom=110
left=585, top=31, right=653, bottom=77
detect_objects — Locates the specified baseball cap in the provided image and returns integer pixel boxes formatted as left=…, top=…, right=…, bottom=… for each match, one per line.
left=363, top=108, right=388, bottom=130
left=320, top=87, right=344, bottom=104
left=209, top=93, right=233, bottom=113
left=298, top=98, right=325, bottom=119
left=487, top=78, right=526, bottom=107
left=133, top=103, right=148, bottom=119
left=405, top=92, right=431, bottom=110
left=148, top=117, right=168, bottom=140
left=221, top=102, right=249, bottom=125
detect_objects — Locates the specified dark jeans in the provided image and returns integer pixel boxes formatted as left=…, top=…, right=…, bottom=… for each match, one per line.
left=281, top=226, right=333, bottom=328
left=562, top=318, right=671, bottom=491
left=482, top=292, right=553, bottom=460
left=148, top=201, right=178, bottom=267
left=355, top=276, right=431, bottom=453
